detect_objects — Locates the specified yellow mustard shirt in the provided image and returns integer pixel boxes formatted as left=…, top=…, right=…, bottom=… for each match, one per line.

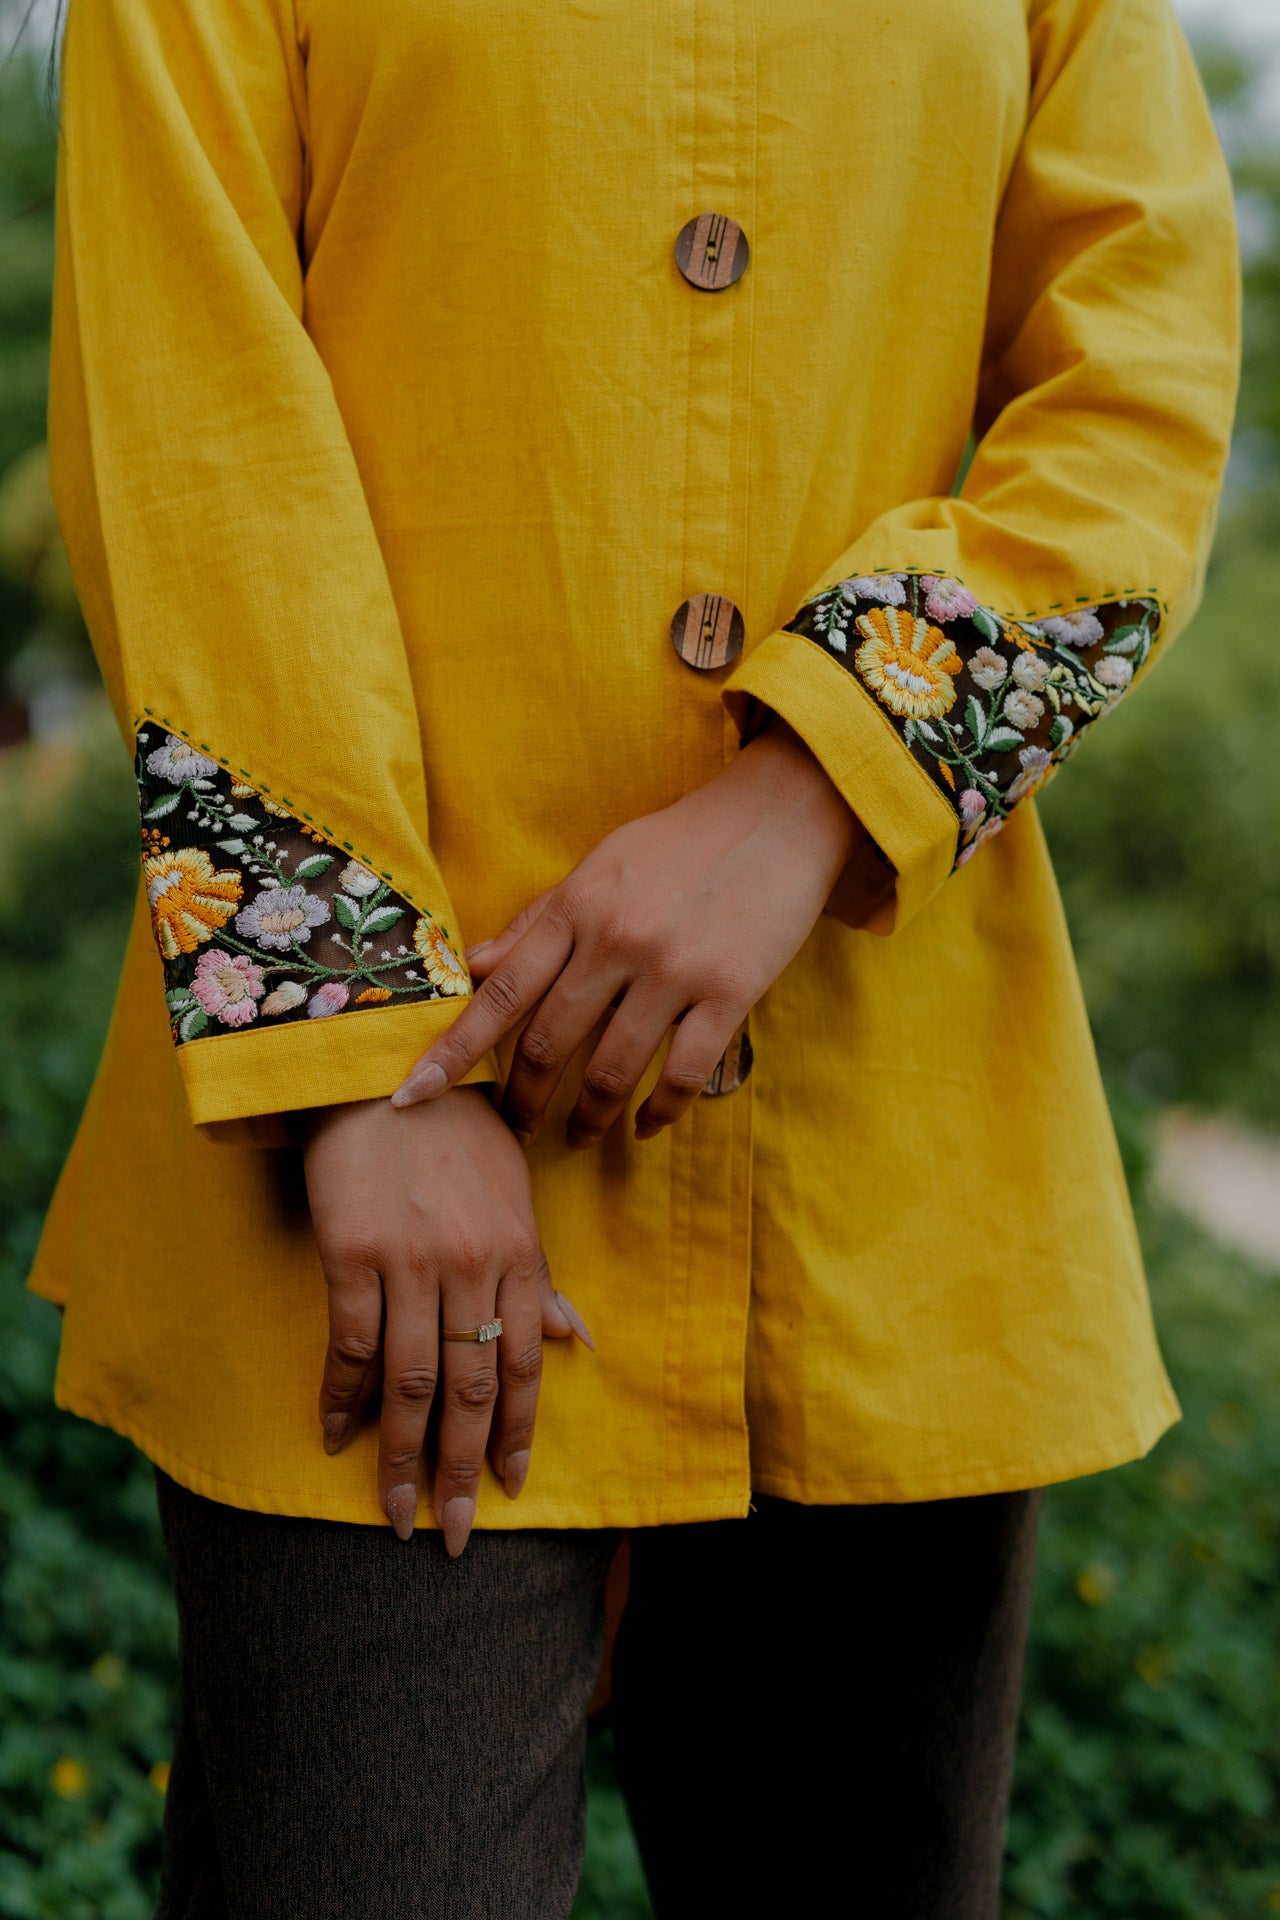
left=30, top=0, right=1239, bottom=1529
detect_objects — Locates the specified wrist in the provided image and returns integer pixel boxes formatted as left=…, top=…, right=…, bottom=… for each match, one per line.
left=737, top=714, right=864, bottom=866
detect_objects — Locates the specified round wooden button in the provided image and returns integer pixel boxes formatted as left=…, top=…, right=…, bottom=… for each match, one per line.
left=675, top=213, right=750, bottom=291
left=703, top=1025, right=753, bottom=1098
left=670, top=593, right=745, bottom=671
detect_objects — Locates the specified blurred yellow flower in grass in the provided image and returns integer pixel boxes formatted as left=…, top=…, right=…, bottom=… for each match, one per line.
left=1074, top=1561, right=1118, bottom=1607
left=50, top=1757, right=89, bottom=1799
left=150, top=1760, right=171, bottom=1794
left=1135, top=1643, right=1173, bottom=1688
left=1267, top=1888, right=1280, bottom=1911
left=90, top=1652, right=127, bottom=1690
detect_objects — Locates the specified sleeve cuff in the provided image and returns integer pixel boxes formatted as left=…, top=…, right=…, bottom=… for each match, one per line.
left=723, top=627, right=957, bottom=934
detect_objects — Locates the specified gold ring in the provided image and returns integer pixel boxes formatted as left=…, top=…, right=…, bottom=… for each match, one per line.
left=442, top=1318, right=503, bottom=1343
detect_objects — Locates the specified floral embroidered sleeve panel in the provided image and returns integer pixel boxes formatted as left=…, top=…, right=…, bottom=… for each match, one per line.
left=50, top=0, right=493, bottom=1130
left=722, top=0, right=1238, bottom=935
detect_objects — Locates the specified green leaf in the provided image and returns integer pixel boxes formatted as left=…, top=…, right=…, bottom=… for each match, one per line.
left=178, top=1008, right=209, bottom=1042
left=986, top=728, right=1024, bottom=754
left=971, top=605, right=1001, bottom=643
left=165, top=989, right=198, bottom=1014
left=216, top=838, right=247, bottom=855
left=965, top=695, right=988, bottom=746
left=294, top=854, right=335, bottom=881
left=359, top=905, right=405, bottom=937
left=1049, top=716, right=1072, bottom=749
left=144, top=793, right=180, bottom=821
left=333, top=893, right=361, bottom=931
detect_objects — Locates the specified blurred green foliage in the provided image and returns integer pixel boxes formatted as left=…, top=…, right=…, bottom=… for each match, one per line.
left=1, top=20, right=1279, bottom=1920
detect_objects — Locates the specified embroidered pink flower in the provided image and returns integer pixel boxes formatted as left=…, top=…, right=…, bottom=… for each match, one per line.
left=958, top=789, right=987, bottom=829
left=920, top=576, right=978, bottom=623
left=1040, top=608, right=1105, bottom=648
left=145, top=734, right=217, bottom=785
left=190, top=949, right=265, bottom=1027
left=955, top=817, right=1005, bottom=867
left=1012, top=652, right=1051, bottom=692
left=260, top=979, right=307, bottom=1017
left=969, top=647, right=1007, bottom=691
left=840, top=573, right=909, bottom=607
left=236, top=885, right=330, bottom=951
left=1002, top=688, right=1045, bottom=730
left=1095, top=655, right=1134, bottom=690
left=308, top=981, right=350, bottom=1018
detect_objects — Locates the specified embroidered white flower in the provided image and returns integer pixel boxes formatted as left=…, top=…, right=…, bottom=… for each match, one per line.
left=919, top=576, right=978, bottom=623
left=338, top=859, right=381, bottom=897
left=1006, top=745, right=1054, bottom=804
left=1012, top=652, right=1051, bottom=692
left=970, top=647, right=1007, bottom=691
left=260, top=979, right=308, bottom=1018
left=1095, top=655, right=1135, bottom=690
left=145, top=734, right=218, bottom=786
left=840, top=573, right=909, bottom=606
left=236, top=885, right=331, bottom=951
left=1002, top=688, right=1046, bottom=730
left=1040, top=608, right=1105, bottom=648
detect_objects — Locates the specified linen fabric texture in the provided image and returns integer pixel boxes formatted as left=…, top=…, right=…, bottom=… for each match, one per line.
left=31, top=0, right=1239, bottom=1526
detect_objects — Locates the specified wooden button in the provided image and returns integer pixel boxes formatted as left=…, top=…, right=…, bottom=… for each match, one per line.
left=671, top=594, right=745, bottom=671
left=675, top=213, right=749, bottom=291
left=703, top=1025, right=753, bottom=1097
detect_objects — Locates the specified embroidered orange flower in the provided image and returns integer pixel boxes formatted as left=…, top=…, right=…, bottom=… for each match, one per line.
left=355, top=985, right=393, bottom=1004
left=144, top=847, right=242, bottom=959
left=412, top=917, right=470, bottom=996
left=854, top=605, right=963, bottom=720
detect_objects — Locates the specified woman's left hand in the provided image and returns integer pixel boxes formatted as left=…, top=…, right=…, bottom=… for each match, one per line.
left=392, top=721, right=867, bottom=1146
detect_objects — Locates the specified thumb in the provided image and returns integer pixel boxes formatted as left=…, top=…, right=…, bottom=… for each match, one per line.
left=465, top=888, right=556, bottom=979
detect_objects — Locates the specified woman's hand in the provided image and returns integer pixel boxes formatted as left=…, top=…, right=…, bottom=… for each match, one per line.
left=391, top=722, right=866, bottom=1146
left=302, top=1089, right=592, bottom=1552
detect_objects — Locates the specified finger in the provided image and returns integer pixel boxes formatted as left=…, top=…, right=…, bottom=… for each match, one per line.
left=502, top=960, right=626, bottom=1143
left=317, top=1258, right=384, bottom=1455
left=377, top=1266, right=440, bottom=1540
left=489, top=1250, right=547, bottom=1499
left=391, top=908, right=576, bottom=1107
left=634, top=1003, right=743, bottom=1141
left=563, top=984, right=684, bottom=1149
left=434, top=1304, right=501, bottom=1557
left=465, top=889, right=556, bottom=980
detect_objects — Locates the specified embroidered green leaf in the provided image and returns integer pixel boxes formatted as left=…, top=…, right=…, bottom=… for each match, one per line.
left=178, top=1007, right=209, bottom=1042
left=986, top=728, right=1024, bottom=754
left=360, top=906, right=405, bottom=937
left=1050, top=716, right=1073, bottom=749
left=965, top=696, right=988, bottom=747
left=144, top=793, right=180, bottom=821
left=165, top=988, right=199, bottom=1015
left=333, top=893, right=361, bottom=931
left=216, top=838, right=247, bottom=855
left=914, top=719, right=942, bottom=744
left=223, top=812, right=257, bottom=831
left=294, top=854, right=335, bottom=881
left=971, top=606, right=1001, bottom=644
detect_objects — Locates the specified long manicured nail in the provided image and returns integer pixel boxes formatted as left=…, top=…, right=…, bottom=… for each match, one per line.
left=385, top=1483, right=417, bottom=1540
left=504, top=1451, right=531, bottom=1500
left=322, top=1411, right=352, bottom=1455
left=464, top=939, right=493, bottom=961
left=555, top=1291, right=596, bottom=1351
left=390, top=1062, right=447, bottom=1108
left=442, top=1496, right=476, bottom=1557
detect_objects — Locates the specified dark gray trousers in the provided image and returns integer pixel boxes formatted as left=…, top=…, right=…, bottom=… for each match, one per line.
left=154, top=1471, right=1039, bottom=1920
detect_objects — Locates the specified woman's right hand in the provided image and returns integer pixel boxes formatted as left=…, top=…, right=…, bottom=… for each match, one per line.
left=301, top=1087, right=591, bottom=1554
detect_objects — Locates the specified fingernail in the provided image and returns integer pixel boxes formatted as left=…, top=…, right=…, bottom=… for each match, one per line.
left=504, top=1450, right=531, bottom=1499
left=512, top=1128, right=535, bottom=1151
left=322, top=1411, right=352, bottom=1455
left=555, top=1290, right=596, bottom=1351
left=567, top=1127, right=600, bottom=1151
left=391, top=1062, right=447, bottom=1108
left=464, top=940, right=493, bottom=960
left=442, top=1495, right=476, bottom=1557
left=634, top=1121, right=661, bottom=1142
left=385, top=1483, right=417, bottom=1540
